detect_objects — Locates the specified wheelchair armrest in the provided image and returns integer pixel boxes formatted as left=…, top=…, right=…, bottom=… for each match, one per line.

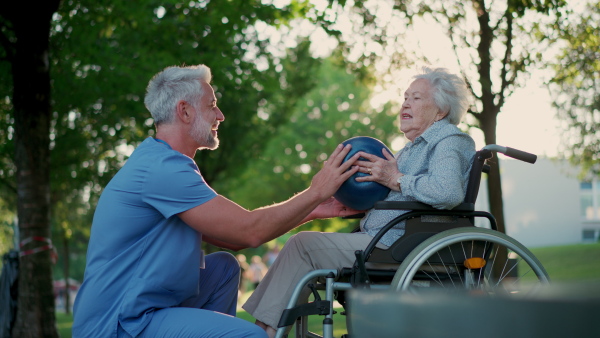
left=374, top=201, right=475, bottom=212
left=358, top=202, right=486, bottom=266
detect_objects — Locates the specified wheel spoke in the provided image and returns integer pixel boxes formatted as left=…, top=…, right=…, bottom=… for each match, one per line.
left=391, top=228, right=550, bottom=296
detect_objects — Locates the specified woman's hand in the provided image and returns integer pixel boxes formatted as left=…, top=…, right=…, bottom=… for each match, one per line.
left=354, top=148, right=403, bottom=191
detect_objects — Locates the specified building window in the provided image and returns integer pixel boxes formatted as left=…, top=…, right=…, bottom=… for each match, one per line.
left=580, top=179, right=600, bottom=220
left=582, top=230, right=598, bottom=241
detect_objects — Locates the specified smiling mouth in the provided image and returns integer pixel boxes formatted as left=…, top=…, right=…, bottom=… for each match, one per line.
left=401, top=113, right=412, bottom=119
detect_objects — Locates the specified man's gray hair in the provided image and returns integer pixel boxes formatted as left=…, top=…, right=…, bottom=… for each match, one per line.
left=144, top=64, right=212, bottom=125
left=414, top=67, right=471, bottom=125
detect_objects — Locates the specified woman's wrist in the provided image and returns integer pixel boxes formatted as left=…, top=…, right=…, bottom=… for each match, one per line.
left=389, top=172, right=404, bottom=191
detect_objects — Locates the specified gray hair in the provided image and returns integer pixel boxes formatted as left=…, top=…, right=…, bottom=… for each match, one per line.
left=144, top=64, right=212, bottom=125
left=413, top=67, right=471, bottom=125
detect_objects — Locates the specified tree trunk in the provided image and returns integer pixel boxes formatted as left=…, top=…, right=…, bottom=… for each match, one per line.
left=474, top=0, right=507, bottom=236
left=5, top=1, right=61, bottom=337
left=473, top=0, right=509, bottom=281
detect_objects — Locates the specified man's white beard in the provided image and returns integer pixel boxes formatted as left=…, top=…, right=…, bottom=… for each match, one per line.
left=190, top=115, right=219, bottom=150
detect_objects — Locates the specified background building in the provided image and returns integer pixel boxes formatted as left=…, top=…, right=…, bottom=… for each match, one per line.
left=476, top=157, right=599, bottom=248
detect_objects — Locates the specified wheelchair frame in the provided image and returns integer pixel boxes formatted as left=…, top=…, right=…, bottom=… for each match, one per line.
left=274, top=145, right=550, bottom=338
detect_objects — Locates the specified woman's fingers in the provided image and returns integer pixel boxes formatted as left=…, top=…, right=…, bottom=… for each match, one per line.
left=382, top=148, right=395, bottom=160
left=354, top=151, right=378, bottom=161
left=350, top=148, right=398, bottom=184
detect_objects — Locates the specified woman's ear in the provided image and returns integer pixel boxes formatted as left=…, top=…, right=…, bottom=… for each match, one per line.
left=436, top=110, right=449, bottom=122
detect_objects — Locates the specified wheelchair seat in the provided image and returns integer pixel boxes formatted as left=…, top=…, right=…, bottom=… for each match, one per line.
left=275, top=145, right=548, bottom=338
left=337, top=144, right=494, bottom=289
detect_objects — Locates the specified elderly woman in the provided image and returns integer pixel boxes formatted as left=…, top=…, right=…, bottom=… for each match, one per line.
left=243, top=67, right=476, bottom=337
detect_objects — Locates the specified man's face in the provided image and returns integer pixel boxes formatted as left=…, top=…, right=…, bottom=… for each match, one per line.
left=190, top=81, right=224, bottom=150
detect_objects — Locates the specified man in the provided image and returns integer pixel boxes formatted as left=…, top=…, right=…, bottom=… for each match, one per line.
left=72, top=64, right=361, bottom=338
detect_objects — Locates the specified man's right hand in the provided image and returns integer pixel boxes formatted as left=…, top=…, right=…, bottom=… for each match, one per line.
left=309, top=143, right=360, bottom=200
left=179, top=143, right=360, bottom=249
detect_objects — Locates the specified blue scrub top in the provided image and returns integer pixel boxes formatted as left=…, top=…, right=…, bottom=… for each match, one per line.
left=73, top=137, right=217, bottom=337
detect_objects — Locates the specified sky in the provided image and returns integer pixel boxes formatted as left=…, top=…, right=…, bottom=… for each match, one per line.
left=493, top=80, right=562, bottom=158
left=318, top=0, right=565, bottom=158
left=410, top=13, right=563, bottom=158
left=259, top=0, right=567, bottom=158
left=382, top=8, right=565, bottom=159
left=369, top=68, right=563, bottom=158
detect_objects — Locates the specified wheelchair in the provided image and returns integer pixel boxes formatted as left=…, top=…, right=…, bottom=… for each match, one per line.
left=274, top=144, right=551, bottom=338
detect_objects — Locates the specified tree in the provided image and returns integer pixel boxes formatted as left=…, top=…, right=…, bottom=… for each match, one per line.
left=335, top=0, right=566, bottom=236
left=227, top=56, right=398, bottom=236
left=44, top=0, right=326, bottom=285
left=440, top=0, right=565, bottom=235
left=549, top=1, right=600, bottom=178
left=0, top=0, right=336, bottom=330
left=0, top=1, right=61, bottom=337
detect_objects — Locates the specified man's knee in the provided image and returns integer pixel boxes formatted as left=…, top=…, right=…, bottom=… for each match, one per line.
left=212, top=251, right=238, bottom=265
left=247, top=324, right=269, bottom=338
left=215, top=251, right=240, bottom=271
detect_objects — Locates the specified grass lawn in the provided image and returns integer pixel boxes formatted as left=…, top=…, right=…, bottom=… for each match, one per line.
left=56, top=302, right=346, bottom=338
left=55, top=242, right=600, bottom=337
left=56, top=311, right=74, bottom=338
left=529, top=242, right=600, bottom=282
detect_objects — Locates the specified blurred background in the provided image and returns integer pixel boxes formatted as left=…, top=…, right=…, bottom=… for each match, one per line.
left=1, top=0, right=599, bottom=336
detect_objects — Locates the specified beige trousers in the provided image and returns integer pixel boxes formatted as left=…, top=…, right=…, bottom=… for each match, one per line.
left=242, top=231, right=375, bottom=329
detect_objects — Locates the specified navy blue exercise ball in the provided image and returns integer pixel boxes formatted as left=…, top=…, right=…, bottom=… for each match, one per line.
left=333, top=136, right=392, bottom=210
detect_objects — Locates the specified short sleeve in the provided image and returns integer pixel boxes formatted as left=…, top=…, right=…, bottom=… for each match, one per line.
left=142, top=153, right=217, bottom=218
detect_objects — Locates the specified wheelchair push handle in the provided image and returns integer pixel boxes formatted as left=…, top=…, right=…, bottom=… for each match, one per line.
left=483, top=144, right=537, bottom=164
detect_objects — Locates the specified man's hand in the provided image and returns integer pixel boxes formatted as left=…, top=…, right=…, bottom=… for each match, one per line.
left=308, top=197, right=365, bottom=220
left=180, top=143, right=361, bottom=248
left=309, top=144, right=360, bottom=200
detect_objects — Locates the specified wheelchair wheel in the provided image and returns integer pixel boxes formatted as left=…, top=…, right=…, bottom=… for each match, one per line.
left=389, top=227, right=550, bottom=295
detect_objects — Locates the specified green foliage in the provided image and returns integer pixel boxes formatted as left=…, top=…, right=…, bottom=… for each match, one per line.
left=341, top=0, right=567, bottom=128
left=0, top=0, right=337, bottom=277
left=0, top=199, right=15, bottom=255
left=0, top=166, right=16, bottom=254
left=47, top=0, right=319, bottom=195
left=549, top=1, right=600, bottom=178
left=225, top=58, right=398, bottom=236
left=507, top=0, right=567, bottom=16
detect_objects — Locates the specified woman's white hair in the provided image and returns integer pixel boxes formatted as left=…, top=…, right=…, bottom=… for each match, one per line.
left=414, top=67, right=471, bottom=125
left=144, top=64, right=212, bottom=125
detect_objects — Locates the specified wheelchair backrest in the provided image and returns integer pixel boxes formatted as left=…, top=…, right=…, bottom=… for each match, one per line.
left=464, top=149, right=492, bottom=204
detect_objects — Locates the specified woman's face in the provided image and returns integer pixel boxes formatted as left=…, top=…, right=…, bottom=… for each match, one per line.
left=399, top=78, right=447, bottom=141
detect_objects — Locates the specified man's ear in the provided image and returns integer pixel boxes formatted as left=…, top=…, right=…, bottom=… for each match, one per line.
left=176, top=100, right=192, bottom=124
